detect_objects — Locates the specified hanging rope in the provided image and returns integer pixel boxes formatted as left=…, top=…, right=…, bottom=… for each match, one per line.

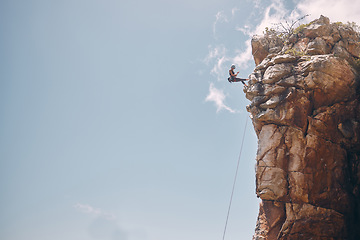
left=222, top=115, right=249, bottom=240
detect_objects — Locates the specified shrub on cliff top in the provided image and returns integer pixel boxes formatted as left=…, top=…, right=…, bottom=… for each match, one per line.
left=272, top=14, right=309, bottom=40
left=264, top=16, right=360, bottom=41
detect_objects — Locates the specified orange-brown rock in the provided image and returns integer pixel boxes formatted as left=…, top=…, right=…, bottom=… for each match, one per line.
left=249, top=16, right=360, bottom=240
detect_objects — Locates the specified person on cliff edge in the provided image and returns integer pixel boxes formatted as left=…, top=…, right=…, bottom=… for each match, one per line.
left=228, top=64, right=248, bottom=86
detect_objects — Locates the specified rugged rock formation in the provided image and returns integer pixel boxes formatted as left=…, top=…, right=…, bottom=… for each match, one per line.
left=247, top=16, right=360, bottom=239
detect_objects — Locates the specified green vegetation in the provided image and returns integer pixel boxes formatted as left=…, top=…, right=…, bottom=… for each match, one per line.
left=334, top=21, right=360, bottom=32
left=284, top=47, right=305, bottom=56
left=274, top=14, right=310, bottom=39
left=263, top=27, right=278, bottom=36
left=261, top=15, right=310, bottom=43
left=293, top=22, right=311, bottom=35
left=261, top=16, right=360, bottom=55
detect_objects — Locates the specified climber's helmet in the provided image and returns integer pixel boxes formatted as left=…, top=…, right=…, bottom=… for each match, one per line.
left=231, top=64, right=236, bottom=69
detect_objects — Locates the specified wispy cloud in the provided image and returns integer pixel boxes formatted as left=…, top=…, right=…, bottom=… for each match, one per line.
left=210, top=55, right=228, bottom=80
left=231, top=7, right=240, bottom=17
left=213, top=11, right=229, bottom=36
left=250, top=0, right=262, bottom=9
left=74, top=203, right=116, bottom=220
left=296, top=0, right=360, bottom=23
left=204, top=45, right=227, bottom=65
left=203, top=45, right=229, bottom=81
left=205, top=83, right=236, bottom=113
left=235, top=24, right=252, bottom=36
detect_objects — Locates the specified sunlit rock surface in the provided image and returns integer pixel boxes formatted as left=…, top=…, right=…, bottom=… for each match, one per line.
left=248, top=16, right=360, bottom=240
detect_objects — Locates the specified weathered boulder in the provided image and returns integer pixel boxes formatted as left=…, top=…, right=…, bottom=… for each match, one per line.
left=250, top=16, right=360, bottom=240
left=305, top=37, right=330, bottom=55
left=301, top=55, right=356, bottom=108
left=252, top=34, right=283, bottom=65
left=302, top=15, right=332, bottom=38
left=278, top=203, right=346, bottom=239
left=263, top=63, right=292, bottom=84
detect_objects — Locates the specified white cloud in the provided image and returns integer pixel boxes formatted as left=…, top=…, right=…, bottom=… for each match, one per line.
left=296, top=0, right=360, bottom=24
left=231, top=39, right=253, bottom=70
left=205, top=83, right=236, bottom=113
left=74, top=203, right=116, bottom=220
left=251, top=0, right=289, bottom=36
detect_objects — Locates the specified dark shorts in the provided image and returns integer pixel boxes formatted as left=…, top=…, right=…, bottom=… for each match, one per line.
left=228, top=76, right=247, bottom=84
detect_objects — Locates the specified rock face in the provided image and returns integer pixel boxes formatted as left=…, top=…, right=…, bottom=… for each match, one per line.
left=248, top=16, right=360, bottom=239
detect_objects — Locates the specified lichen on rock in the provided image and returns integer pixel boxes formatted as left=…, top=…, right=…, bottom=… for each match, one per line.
left=249, top=16, right=360, bottom=240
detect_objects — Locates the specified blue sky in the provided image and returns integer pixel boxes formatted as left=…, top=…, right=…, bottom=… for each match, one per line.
left=1, top=1, right=360, bottom=240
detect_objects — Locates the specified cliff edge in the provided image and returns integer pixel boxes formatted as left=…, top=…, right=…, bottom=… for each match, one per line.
left=246, top=16, right=360, bottom=239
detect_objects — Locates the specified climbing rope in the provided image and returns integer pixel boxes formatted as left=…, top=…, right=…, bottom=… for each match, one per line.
left=222, top=115, right=249, bottom=240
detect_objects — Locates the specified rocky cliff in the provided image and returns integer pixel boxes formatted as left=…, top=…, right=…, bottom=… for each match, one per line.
left=246, top=16, right=360, bottom=239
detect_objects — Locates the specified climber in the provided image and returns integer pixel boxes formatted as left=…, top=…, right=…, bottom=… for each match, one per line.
left=228, top=64, right=248, bottom=86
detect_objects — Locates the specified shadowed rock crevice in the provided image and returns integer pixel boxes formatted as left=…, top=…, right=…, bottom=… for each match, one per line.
left=248, top=16, right=360, bottom=240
